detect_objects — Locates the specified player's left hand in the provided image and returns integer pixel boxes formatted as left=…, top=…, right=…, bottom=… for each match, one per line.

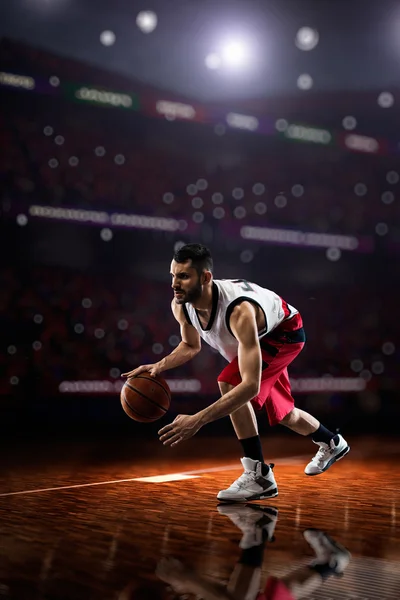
left=158, top=414, right=202, bottom=447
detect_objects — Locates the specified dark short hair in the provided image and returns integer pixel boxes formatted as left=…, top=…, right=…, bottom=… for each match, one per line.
left=173, top=243, right=213, bottom=276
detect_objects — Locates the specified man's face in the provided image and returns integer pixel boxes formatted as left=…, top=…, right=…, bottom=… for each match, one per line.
left=170, top=260, right=202, bottom=305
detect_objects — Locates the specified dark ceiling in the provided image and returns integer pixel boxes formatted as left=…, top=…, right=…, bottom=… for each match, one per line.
left=1, top=0, right=400, bottom=101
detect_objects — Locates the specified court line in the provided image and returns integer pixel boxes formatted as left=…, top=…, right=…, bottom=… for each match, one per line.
left=0, top=455, right=309, bottom=498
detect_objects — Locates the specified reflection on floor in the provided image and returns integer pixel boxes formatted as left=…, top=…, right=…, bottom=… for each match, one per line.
left=0, top=435, right=399, bottom=599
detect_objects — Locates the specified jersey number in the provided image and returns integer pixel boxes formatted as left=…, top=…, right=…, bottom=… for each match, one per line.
left=232, top=279, right=254, bottom=292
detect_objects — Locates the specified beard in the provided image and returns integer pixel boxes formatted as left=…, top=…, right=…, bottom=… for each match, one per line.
left=174, top=279, right=202, bottom=305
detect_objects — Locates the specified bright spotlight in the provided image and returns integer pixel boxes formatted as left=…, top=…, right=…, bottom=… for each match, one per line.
left=205, top=53, right=221, bottom=70
left=136, top=11, right=158, bottom=33
left=221, top=41, right=249, bottom=67
left=295, top=27, right=319, bottom=51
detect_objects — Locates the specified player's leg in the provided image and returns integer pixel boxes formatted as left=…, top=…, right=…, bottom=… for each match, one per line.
left=274, top=370, right=350, bottom=475
left=220, top=381, right=267, bottom=467
left=216, top=341, right=307, bottom=502
left=221, top=382, right=259, bottom=440
left=217, top=381, right=278, bottom=502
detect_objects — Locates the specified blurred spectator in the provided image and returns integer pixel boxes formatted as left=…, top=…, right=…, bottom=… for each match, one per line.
left=1, top=264, right=397, bottom=396
left=1, top=74, right=399, bottom=237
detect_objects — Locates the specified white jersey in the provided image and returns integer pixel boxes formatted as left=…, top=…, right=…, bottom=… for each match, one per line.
left=183, top=278, right=298, bottom=362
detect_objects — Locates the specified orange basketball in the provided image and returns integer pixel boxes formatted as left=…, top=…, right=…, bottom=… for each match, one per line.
left=121, top=373, right=171, bottom=422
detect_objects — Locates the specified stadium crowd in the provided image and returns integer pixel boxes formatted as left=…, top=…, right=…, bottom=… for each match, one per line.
left=1, top=38, right=398, bottom=400
left=1, top=263, right=397, bottom=397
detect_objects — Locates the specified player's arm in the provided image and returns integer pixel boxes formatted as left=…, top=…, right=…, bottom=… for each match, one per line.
left=197, top=302, right=261, bottom=425
left=156, top=300, right=201, bottom=372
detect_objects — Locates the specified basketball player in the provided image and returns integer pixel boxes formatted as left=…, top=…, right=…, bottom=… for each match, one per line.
left=122, top=244, right=350, bottom=502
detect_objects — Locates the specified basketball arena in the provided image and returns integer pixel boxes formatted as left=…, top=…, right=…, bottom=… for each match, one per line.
left=1, top=1, right=399, bottom=598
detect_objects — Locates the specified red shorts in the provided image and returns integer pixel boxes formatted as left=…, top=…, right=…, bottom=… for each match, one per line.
left=217, top=313, right=305, bottom=426
left=257, top=577, right=295, bottom=600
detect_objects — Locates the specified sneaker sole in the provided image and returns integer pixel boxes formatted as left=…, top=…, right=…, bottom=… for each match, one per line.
left=217, top=488, right=279, bottom=503
left=305, top=445, right=350, bottom=476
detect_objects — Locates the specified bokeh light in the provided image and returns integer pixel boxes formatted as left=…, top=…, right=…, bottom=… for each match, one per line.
left=100, top=31, right=116, bottom=46
left=295, top=27, right=319, bottom=51
left=377, top=92, right=394, bottom=108
left=136, top=11, right=158, bottom=34
left=297, top=74, right=313, bottom=90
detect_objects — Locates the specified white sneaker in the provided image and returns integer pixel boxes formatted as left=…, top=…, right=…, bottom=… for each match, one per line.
left=217, top=458, right=278, bottom=502
left=303, top=529, right=351, bottom=575
left=305, top=434, right=350, bottom=476
left=217, top=504, right=278, bottom=549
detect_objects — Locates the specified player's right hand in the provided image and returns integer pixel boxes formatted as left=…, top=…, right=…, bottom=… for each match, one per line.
left=121, top=363, right=161, bottom=379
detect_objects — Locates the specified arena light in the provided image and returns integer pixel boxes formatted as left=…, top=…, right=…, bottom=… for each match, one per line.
left=252, top=183, right=265, bottom=195
left=241, top=225, right=360, bottom=251
left=59, top=377, right=364, bottom=395
left=16, top=214, right=28, bottom=226
left=295, top=27, right=319, bottom=51
left=136, top=11, right=158, bottom=33
left=226, top=112, right=259, bottom=131
left=342, top=115, right=357, bottom=130
left=254, top=202, right=267, bottom=215
left=49, top=76, right=60, bottom=87
left=297, top=73, right=313, bottom=90
left=205, top=53, right=221, bottom=70
left=275, top=119, right=288, bottom=132
left=286, top=124, right=331, bottom=144
left=345, top=134, right=379, bottom=153
left=326, top=247, right=341, bottom=261
left=386, top=171, right=399, bottom=184
left=240, top=250, right=254, bottom=263
left=193, top=212, right=204, bottom=223
left=382, top=342, right=395, bottom=355
left=375, top=222, right=388, bottom=236
left=221, top=40, right=250, bottom=68
left=191, top=197, right=203, bottom=208
left=378, top=91, right=394, bottom=108
left=0, top=71, right=35, bottom=90
left=28, top=204, right=182, bottom=232
left=275, top=195, right=287, bottom=208
left=234, top=206, right=246, bottom=219
left=100, top=30, right=116, bottom=46
left=100, top=228, right=113, bottom=241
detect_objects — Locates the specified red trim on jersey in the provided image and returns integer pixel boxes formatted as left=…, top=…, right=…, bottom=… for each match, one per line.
left=279, top=296, right=292, bottom=320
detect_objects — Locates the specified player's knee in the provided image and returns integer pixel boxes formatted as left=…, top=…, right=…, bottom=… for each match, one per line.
left=218, top=381, right=235, bottom=395
left=279, top=408, right=297, bottom=426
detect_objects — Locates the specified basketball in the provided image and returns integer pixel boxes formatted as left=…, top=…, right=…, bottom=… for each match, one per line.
left=121, top=373, right=171, bottom=422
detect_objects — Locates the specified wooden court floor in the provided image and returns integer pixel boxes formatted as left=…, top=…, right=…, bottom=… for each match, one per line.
left=0, top=434, right=399, bottom=599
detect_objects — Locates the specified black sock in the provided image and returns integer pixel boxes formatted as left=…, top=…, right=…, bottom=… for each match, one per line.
left=311, top=424, right=339, bottom=446
left=308, top=562, right=337, bottom=580
left=239, top=543, right=265, bottom=567
left=240, top=436, right=270, bottom=475
left=240, top=434, right=264, bottom=462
